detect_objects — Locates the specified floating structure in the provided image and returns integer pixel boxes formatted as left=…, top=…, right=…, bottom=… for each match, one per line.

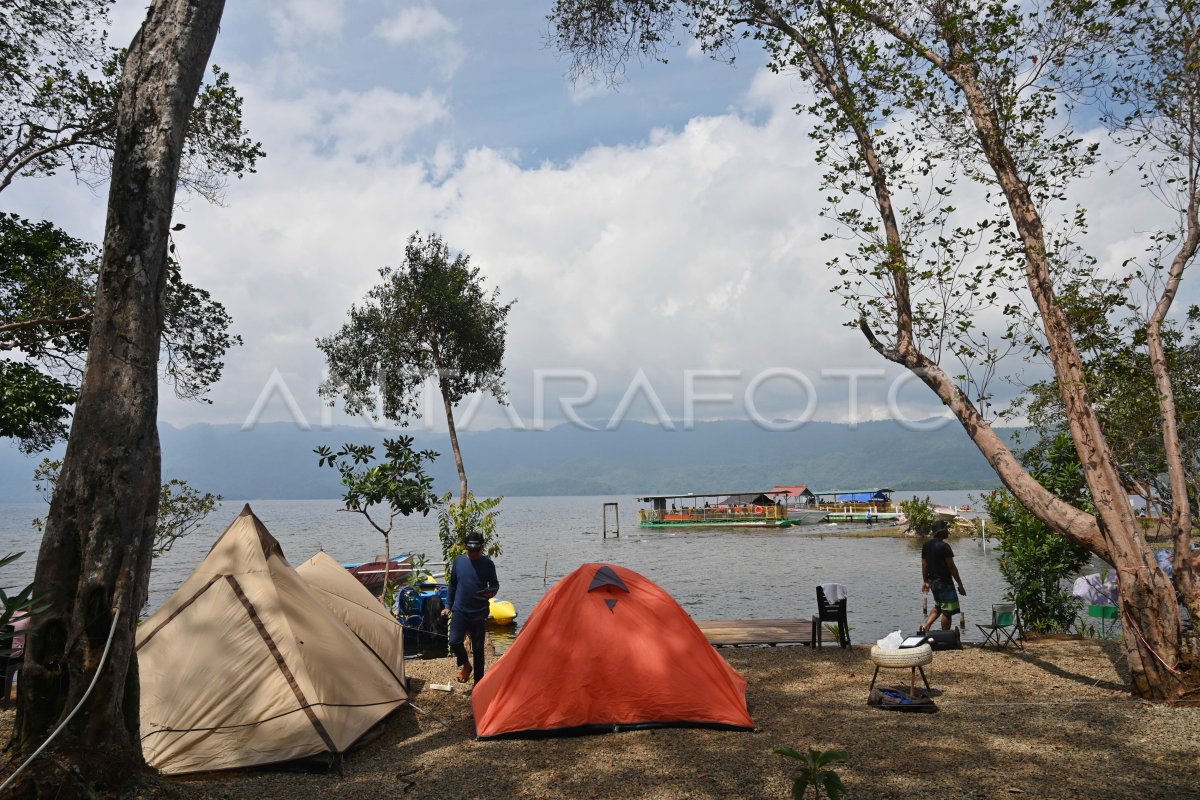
left=636, top=490, right=797, bottom=528
left=809, top=488, right=904, bottom=523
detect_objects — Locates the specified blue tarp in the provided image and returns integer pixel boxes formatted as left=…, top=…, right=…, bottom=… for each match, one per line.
left=836, top=492, right=888, bottom=503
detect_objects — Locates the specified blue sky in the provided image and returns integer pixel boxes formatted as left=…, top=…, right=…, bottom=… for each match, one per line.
left=6, top=1, right=1182, bottom=437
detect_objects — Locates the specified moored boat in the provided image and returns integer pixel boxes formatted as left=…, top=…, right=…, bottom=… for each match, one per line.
left=488, top=597, right=518, bottom=624
left=637, top=490, right=796, bottom=528
left=809, top=488, right=904, bottom=522
left=771, top=485, right=829, bottom=525
left=342, top=554, right=518, bottom=634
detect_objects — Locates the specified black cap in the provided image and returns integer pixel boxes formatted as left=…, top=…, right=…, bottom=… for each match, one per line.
left=465, top=532, right=484, bottom=551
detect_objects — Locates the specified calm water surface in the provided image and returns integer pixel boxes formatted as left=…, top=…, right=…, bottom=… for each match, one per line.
left=0, top=491, right=1009, bottom=644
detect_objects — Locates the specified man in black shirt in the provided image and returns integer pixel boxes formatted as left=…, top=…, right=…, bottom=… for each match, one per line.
left=919, top=521, right=966, bottom=633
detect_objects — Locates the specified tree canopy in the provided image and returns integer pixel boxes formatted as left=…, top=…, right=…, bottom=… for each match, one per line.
left=318, top=231, right=515, bottom=503
left=0, top=213, right=242, bottom=452
left=549, top=0, right=1200, bottom=701
left=1, top=0, right=263, bottom=200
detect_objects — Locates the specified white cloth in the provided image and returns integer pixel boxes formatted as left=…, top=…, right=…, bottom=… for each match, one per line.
left=1071, top=573, right=1117, bottom=605
left=821, top=582, right=847, bottom=603
left=876, top=630, right=903, bottom=650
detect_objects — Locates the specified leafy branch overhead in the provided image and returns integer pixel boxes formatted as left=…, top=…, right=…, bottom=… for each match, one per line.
left=0, top=214, right=242, bottom=452
left=1, top=0, right=264, bottom=202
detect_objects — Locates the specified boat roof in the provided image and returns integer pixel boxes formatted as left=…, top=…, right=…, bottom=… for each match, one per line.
left=771, top=485, right=814, bottom=496
left=636, top=490, right=790, bottom=502
left=808, top=488, right=894, bottom=496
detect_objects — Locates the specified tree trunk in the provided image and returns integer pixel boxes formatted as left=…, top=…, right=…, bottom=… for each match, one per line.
left=943, top=33, right=1196, bottom=703
left=820, top=3, right=1197, bottom=700
left=442, top=383, right=469, bottom=504
left=9, top=2, right=226, bottom=796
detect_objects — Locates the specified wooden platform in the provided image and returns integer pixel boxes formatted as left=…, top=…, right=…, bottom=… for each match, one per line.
left=695, top=618, right=816, bottom=647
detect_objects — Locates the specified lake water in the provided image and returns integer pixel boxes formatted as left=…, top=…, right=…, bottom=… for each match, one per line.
left=0, top=490, right=1010, bottom=645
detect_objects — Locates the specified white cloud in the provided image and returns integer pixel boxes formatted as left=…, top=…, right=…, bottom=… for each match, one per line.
left=266, top=0, right=348, bottom=43
left=374, top=6, right=465, bottom=81
left=375, top=6, right=457, bottom=44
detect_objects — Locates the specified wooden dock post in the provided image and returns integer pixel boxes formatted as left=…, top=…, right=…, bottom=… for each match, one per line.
left=602, top=502, right=619, bottom=539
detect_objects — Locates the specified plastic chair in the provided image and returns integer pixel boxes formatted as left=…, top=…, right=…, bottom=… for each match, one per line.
left=976, top=603, right=1023, bottom=650
left=810, top=585, right=850, bottom=648
left=1087, top=604, right=1119, bottom=638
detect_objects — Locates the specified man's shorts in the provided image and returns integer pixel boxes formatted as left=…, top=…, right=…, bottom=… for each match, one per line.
left=930, top=577, right=960, bottom=615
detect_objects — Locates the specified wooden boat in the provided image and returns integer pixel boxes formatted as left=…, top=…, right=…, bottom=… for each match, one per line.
left=637, top=490, right=797, bottom=528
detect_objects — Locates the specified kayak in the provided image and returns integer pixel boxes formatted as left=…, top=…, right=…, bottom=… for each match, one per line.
left=488, top=598, right=517, bottom=624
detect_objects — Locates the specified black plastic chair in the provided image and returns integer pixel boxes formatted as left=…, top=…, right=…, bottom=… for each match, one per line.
left=811, top=585, right=850, bottom=648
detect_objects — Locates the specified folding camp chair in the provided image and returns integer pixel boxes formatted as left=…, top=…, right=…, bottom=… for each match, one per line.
left=811, top=585, right=850, bottom=648
left=976, top=603, right=1023, bottom=650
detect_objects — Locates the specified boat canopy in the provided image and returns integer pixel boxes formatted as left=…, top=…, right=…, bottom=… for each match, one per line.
left=771, top=485, right=815, bottom=501
left=718, top=493, right=779, bottom=507
left=811, top=488, right=894, bottom=503
left=636, top=490, right=788, bottom=511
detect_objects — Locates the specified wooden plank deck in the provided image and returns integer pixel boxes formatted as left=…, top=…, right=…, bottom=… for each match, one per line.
left=695, top=618, right=816, bottom=647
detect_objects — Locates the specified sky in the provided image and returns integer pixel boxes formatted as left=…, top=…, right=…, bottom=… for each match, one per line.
left=5, top=1, right=1186, bottom=438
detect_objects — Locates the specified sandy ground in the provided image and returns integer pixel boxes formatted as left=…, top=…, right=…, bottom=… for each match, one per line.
left=4, top=638, right=1185, bottom=799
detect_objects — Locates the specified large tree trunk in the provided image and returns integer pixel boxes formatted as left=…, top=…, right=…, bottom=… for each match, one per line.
left=932, top=18, right=1196, bottom=702
left=9, top=2, right=226, bottom=796
left=779, top=2, right=1198, bottom=700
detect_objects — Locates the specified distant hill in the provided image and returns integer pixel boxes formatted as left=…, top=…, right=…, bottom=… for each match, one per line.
left=0, top=418, right=1018, bottom=502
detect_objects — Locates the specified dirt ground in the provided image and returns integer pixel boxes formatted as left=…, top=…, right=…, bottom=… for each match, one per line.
left=2, top=638, right=1186, bottom=800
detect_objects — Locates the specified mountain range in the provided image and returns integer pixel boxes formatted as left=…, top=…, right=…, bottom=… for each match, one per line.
left=0, top=418, right=1020, bottom=503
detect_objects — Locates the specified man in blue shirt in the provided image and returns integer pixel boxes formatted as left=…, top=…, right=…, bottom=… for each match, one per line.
left=442, top=531, right=500, bottom=684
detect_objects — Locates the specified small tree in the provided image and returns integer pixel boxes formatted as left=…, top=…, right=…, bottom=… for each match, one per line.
left=316, top=437, right=440, bottom=603
left=0, top=553, right=49, bottom=645
left=899, top=496, right=937, bottom=536
left=774, top=746, right=849, bottom=800
left=318, top=231, right=514, bottom=505
left=983, top=434, right=1093, bottom=634
left=436, top=493, right=503, bottom=581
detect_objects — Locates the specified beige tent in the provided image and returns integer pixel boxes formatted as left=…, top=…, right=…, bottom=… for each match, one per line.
left=295, top=550, right=407, bottom=685
left=137, top=505, right=409, bottom=775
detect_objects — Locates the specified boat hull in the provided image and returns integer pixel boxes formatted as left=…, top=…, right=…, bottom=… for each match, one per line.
left=786, top=509, right=829, bottom=525
left=639, top=518, right=796, bottom=528
left=823, top=511, right=903, bottom=522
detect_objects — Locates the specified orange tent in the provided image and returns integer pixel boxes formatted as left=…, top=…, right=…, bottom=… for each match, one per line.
left=471, top=563, right=754, bottom=738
